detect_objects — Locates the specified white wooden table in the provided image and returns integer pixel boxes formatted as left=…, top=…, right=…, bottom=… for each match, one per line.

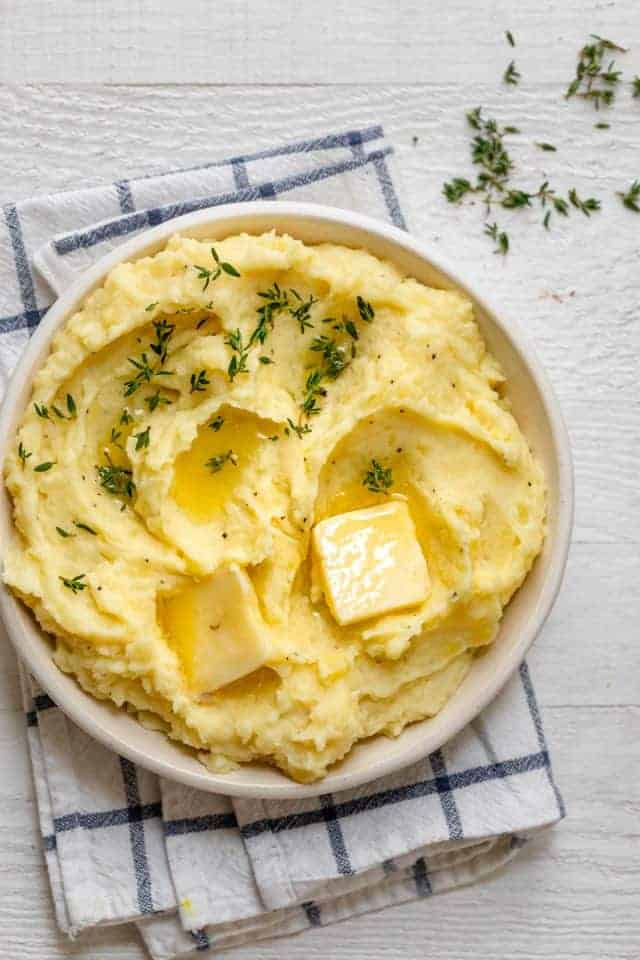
left=0, top=3, right=638, bottom=957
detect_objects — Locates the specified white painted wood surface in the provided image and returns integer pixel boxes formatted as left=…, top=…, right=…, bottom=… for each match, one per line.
left=0, top=2, right=638, bottom=957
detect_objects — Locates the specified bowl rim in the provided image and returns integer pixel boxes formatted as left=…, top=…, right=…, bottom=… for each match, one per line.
left=0, top=201, right=574, bottom=798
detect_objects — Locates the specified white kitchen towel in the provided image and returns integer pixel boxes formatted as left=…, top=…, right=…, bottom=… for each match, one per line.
left=1, top=126, right=565, bottom=959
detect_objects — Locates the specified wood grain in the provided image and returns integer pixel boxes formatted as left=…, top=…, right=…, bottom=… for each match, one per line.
left=0, top=2, right=638, bottom=957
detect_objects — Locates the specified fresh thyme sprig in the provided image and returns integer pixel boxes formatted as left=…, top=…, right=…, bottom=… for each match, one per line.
left=96, top=454, right=136, bottom=498
left=289, top=290, right=317, bottom=334
left=503, top=60, right=521, bottom=85
left=363, top=459, right=394, bottom=493
left=18, top=442, right=31, bottom=466
left=34, top=403, right=50, bottom=420
left=618, top=180, right=640, bottom=212
left=124, top=319, right=175, bottom=398
left=59, top=573, right=86, bottom=594
left=205, top=450, right=237, bottom=473
left=193, top=246, right=241, bottom=291
left=566, top=35, right=627, bottom=108
left=225, top=328, right=250, bottom=381
left=300, top=369, right=328, bottom=417
left=284, top=418, right=312, bottom=439
left=443, top=107, right=602, bottom=248
left=309, top=336, right=351, bottom=379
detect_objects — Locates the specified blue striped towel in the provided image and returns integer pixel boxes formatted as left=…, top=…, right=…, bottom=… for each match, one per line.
left=1, top=127, right=564, bottom=959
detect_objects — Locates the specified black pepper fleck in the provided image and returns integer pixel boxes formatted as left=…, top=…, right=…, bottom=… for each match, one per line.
left=222, top=532, right=228, bottom=539
left=432, top=353, right=437, bottom=360
left=396, top=447, right=403, bottom=453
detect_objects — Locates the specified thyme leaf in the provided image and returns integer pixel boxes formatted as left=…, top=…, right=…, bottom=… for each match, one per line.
left=34, top=461, right=54, bottom=472
left=73, top=520, right=98, bottom=535
left=618, top=179, right=640, bottom=212
left=189, top=369, right=210, bottom=393
left=205, top=450, right=237, bottom=473
left=59, top=573, right=86, bottom=593
left=18, top=442, right=31, bottom=466
left=503, top=60, right=521, bottom=85
left=134, top=426, right=151, bottom=450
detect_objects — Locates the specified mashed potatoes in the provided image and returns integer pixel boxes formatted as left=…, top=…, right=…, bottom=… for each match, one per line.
left=3, top=231, right=546, bottom=782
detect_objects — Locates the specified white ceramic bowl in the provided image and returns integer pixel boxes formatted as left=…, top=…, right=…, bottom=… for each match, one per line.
left=0, top=202, right=573, bottom=799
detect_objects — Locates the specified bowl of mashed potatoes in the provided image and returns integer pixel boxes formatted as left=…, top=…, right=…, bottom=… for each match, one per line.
left=0, top=203, right=573, bottom=798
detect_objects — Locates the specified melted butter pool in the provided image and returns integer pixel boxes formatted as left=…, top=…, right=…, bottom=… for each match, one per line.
left=171, top=408, right=270, bottom=522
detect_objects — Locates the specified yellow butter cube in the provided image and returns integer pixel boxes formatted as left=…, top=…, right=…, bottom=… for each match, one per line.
left=160, top=565, right=270, bottom=695
left=312, top=500, right=429, bottom=626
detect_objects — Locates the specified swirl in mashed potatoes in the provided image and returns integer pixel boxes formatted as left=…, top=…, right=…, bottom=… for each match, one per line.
left=3, top=232, right=546, bottom=782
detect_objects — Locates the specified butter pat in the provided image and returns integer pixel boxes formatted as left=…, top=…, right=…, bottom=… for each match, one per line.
left=161, top=565, right=269, bottom=695
left=312, top=500, right=429, bottom=626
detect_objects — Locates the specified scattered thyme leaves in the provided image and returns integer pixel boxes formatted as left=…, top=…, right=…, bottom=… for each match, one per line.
left=73, top=520, right=97, bottom=535
left=145, top=302, right=159, bottom=312
left=536, top=142, right=557, bottom=152
left=59, top=573, right=86, bottom=593
left=18, top=442, right=31, bottom=466
left=34, top=461, right=54, bottom=472
left=309, top=336, right=350, bottom=380
left=145, top=390, right=172, bottom=412
left=193, top=246, right=241, bottom=291
left=66, top=393, right=77, bottom=417
left=363, top=459, right=394, bottom=493
left=595, top=122, right=611, bottom=129
left=300, top=368, right=328, bottom=416
left=484, top=222, right=509, bottom=254
left=149, top=319, right=175, bottom=365
left=443, top=177, right=473, bottom=203
left=34, top=403, right=50, bottom=420
left=120, top=408, right=133, bottom=425
left=56, top=526, right=73, bottom=538
left=503, top=60, right=521, bottom=85
left=566, top=35, right=627, bottom=108
left=225, top=328, right=250, bottom=381
left=633, top=76, right=640, bottom=98
left=289, top=290, right=317, bottom=333
left=259, top=355, right=274, bottom=364
left=110, top=427, right=123, bottom=449
left=618, top=179, right=640, bottom=212
left=134, top=426, right=151, bottom=450
left=205, top=450, right=237, bottom=473
left=96, top=455, right=136, bottom=498
left=209, top=415, right=225, bottom=431
left=190, top=369, right=210, bottom=393
left=568, top=187, right=601, bottom=216
left=505, top=30, right=515, bottom=47
left=284, top=418, right=312, bottom=439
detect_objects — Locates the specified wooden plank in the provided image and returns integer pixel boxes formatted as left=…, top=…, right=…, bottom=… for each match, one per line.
left=1, top=0, right=638, bottom=85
